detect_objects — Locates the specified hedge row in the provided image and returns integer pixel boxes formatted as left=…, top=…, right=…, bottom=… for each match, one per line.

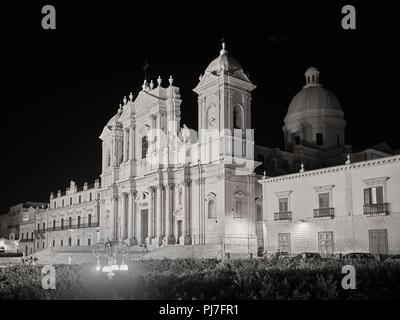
left=1, top=258, right=400, bottom=299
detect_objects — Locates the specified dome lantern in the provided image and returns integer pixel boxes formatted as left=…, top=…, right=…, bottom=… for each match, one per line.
left=304, top=66, right=321, bottom=88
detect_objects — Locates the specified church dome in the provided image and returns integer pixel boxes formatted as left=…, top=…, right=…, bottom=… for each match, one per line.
left=285, top=67, right=344, bottom=121
left=205, top=42, right=243, bottom=76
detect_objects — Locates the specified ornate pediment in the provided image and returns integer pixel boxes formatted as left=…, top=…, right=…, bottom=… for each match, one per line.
left=274, top=191, right=293, bottom=198
left=135, top=191, right=149, bottom=202
left=206, top=192, right=216, bottom=202
left=234, top=191, right=247, bottom=199
left=363, top=177, right=389, bottom=187
left=173, top=208, right=182, bottom=218
left=312, top=185, right=335, bottom=193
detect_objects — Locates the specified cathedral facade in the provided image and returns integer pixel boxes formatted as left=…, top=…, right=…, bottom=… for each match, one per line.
left=96, top=43, right=260, bottom=256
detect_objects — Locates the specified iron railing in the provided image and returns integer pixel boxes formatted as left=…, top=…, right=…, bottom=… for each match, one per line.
left=313, top=208, right=334, bottom=218
left=363, top=203, right=389, bottom=215
left=274, top=211, right=292, bottom=221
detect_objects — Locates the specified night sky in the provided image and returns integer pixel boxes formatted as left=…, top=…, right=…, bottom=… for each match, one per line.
left=1, top=2, right=398, bottom=213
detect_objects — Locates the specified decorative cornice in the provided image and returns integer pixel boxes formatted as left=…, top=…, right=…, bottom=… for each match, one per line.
left=312, top=185, right=335, bottom=193
left=259, top=155, right=400, bottom=184
left=274, top=191, right=293, bottom=198
left=363, top=176, right=389, bottom=187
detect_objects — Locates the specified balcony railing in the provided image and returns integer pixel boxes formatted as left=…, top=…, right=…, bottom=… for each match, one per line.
left=19, top=238, right=35, bottom=243
left=363, top=203, right=389, bottom=215
left=313, top=208, right=334, bottom=218
left=46, top=221, right=99, bottom=232
left=274, top=211, right=292, bottom=221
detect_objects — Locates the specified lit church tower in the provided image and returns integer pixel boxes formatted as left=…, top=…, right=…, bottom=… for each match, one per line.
left=192, top=42, right=259, bottom=254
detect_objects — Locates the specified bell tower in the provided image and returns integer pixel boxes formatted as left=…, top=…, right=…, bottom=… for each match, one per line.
left=193, top=42, right=256, bottom=140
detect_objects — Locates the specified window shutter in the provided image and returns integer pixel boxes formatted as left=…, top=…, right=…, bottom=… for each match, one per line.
left=364, top=188, right=371, bottom=204
left=376, top=186, right=384, bottom=204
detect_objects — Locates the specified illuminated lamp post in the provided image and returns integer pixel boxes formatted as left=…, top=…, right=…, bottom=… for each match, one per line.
left=92, top=240, right=129, bottom=279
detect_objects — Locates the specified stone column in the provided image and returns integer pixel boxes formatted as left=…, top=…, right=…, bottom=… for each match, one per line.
left=165, top=184, right=171, bottom=244
left=123, top=129, right=128, bottom=162
left=148, top=187, right=153, bottom=244
left=181, top=182, right=186, bottom=245
left=128, top=192, right=133, bottom=240
left=129, top=126, right=135, bottom=161
left=113, top=195, right=118, bottom=240
left=131, top=191, right=137, bottom=244
left=156, top=186, right=162, bottom=245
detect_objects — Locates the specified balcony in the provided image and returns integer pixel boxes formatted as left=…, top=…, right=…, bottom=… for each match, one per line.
left=19, top=238, right=34, bottom=243
left=313, top=208, right=334, bottom=218
left=46, top=221, right=99, bottom=232
left=274, top=211, right=292, bottom=221
left=363, top=203, right=389, bottom=215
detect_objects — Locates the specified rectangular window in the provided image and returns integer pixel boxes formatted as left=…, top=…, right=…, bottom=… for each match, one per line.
left=364, top=186, right=383, bottom=204
left=89, top=193, right=92, bottom=201
left=79, top=195, right=81, bottom=204
left=42, top=242, right=45, bottom=249
left=37, top=223, right=40, bottom=231
left=278, top=233, right=291, bottom=254
left=21, top=233, right=24, bottom=240
left=61, top=240, right=63, bottom=247
left=318, top=193, right=330, bottom=208
left=53, top=220, right=56, bottom=230
left=279, top=198, right=289, bottom=212
left=62, top=199, right=64, bottom=207
left=52, top=240, right=55, bottom=247
left=78, top=216, right=81, bottom=228
left=37, top=242, right=39, bottom=249
left=54, top=202, right=56, bottom=209
left=43, top=222, right=45, bottom=231
left=31, top=232, right=33, bottom=239
left=26, top=232, right=28, bottom=239
left=88, top=238, right=91, bottom=246
left=77, top=239, right=80, bottom=246
left=236, top=201, right=243, bottom=218
left=295, top=136, right=300, bottom=145
left=88, top=214, right=92, bottom=227
left=61, top=219, right=64, bottom=229
left=316, top=133, right=323, bottom=146
left=336, top=134, right=340, bottom=147
left=70, top=198, right=72, bottom=205
left=69, top=217, right=72, bottom=228
left=318, top=232, right=334, bottom=256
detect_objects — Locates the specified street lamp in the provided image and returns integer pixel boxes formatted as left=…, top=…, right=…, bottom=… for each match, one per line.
left=93, top=240, right=129, bottom=279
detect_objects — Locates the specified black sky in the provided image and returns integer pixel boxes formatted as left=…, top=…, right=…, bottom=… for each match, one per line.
left=1, top=1, right=399, bottom=213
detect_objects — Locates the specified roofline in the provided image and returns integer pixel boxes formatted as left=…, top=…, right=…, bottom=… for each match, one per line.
left=259, top=154, right=400, bottom=184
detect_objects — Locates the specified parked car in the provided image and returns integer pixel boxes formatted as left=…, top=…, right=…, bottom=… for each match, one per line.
left=267, top=251, right=290, bottom=260
left=342, top=252, right=376, bottom=261
left=292, top=252, right=323, bottom=263
left=383, top=254, right=400, bottom=262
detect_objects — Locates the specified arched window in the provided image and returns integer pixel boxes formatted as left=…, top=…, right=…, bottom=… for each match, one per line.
left=233, top=105, right=243, bottom=129
left=208, top=199, right=216, bottom=218
left=9, top=233, right=15, bottom=240
left=142, top=135, right=148, bottom=159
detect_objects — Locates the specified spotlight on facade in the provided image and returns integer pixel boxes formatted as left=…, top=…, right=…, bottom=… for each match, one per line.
left=102, top=266, right=111, bottom=273
left=95, top=265, right=101, bottom=271
left=111, top=264, right=119, bottom=271
left=297, top=219, right=306, bottom=223
left=119, top=264, right=128, bottom=271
